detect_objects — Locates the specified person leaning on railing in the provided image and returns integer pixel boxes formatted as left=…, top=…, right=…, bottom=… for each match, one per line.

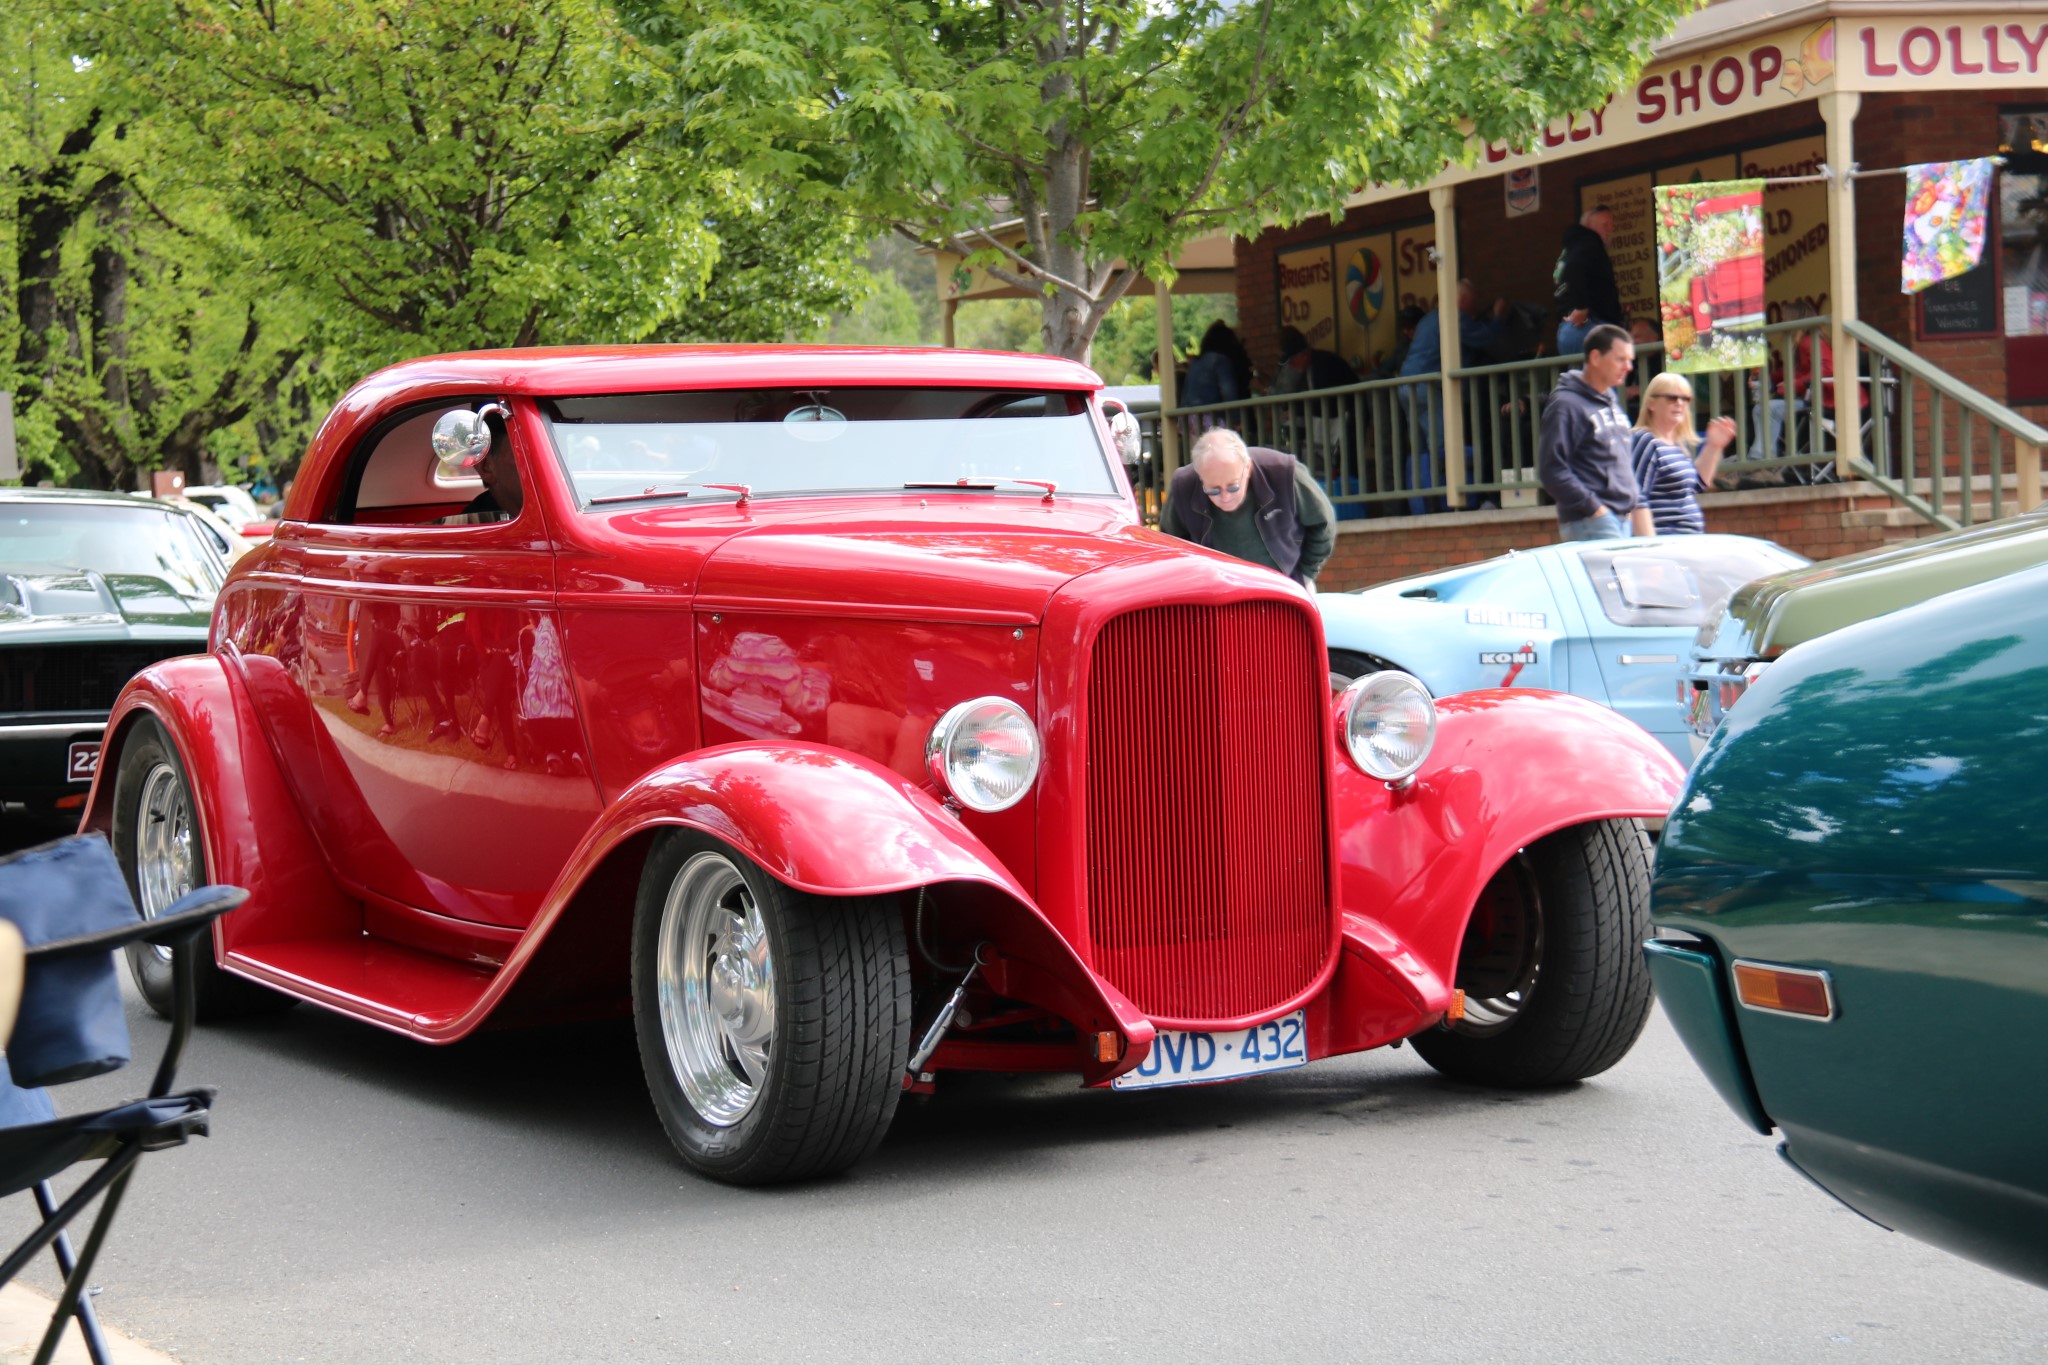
left=1160, top=428, right=1335, bottom=590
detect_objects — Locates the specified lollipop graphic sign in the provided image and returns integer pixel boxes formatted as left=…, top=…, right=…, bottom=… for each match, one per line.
left=1345, top=248, right=1386, bottom=326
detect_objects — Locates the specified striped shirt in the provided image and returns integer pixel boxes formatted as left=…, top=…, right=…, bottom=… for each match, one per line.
left=1629, top=429, right=1706, bottom=535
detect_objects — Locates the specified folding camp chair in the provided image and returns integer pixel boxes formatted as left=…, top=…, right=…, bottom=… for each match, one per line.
left=0, top=834, right=244, bottom=1365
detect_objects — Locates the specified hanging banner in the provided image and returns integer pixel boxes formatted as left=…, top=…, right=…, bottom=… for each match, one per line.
left=1335, top=234, right=1397, bottom=375
left=1902, top=157, right=1996, bottom=293
left=1655, top=178, right=1767, bottom=372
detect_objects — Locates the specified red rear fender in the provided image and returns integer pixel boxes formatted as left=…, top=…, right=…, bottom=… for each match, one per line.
left=1334, top=689, right=1684, bottom=1002
left=82, top=657, right=361, bottom=953
left=495, top=743, right=1154, bottom=1078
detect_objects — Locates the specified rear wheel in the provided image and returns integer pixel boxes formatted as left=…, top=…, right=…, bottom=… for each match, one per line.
left=1412, top=819, right=1653, bottom=1087
left=110, top=716, right=295, bottom=1020
left=631, top=830, right=912, bottom=1185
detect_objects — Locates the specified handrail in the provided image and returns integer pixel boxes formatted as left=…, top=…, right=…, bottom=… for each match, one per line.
left=1846, top=319, right=2048, bottom=445
left=1166, top=369, right=1417, bottom=418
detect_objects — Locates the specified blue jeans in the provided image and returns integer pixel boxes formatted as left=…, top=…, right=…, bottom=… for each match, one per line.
left=1559, top=510, right=1630, bottom=541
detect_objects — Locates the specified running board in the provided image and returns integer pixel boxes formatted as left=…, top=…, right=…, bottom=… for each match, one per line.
left=225, top=938, right=498, bottom=1037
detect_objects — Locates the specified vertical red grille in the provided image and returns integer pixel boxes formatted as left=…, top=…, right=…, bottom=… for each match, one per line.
left=1084, top=601, right=1331, bottom=1023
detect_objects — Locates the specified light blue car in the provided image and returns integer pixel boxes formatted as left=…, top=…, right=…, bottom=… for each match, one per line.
left=1316, top=534, right=1807, bottom=765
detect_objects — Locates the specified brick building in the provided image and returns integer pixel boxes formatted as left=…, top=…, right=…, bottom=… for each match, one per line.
left=1166, top=0, right=2048, bottom=588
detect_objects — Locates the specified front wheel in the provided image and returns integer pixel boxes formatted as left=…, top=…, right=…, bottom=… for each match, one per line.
left=1411, top=819, right=1653, bottom=1087
left=109, top=716, right=295, bottom=1021
left=631, top=830, right=912, bottom=1185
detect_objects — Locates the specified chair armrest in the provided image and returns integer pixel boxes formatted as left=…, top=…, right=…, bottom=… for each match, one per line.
left=24, top=887, right=247, bottom=963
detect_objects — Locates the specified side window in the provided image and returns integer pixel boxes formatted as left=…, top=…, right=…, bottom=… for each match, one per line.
left=325, top=404, right=494, bottom=526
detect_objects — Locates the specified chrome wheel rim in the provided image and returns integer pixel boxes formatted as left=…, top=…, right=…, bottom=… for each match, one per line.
left=657, top=853, right=775, bottom=1127
left=135, top=762, right=197, bottom=963
left=1451, top=854, right=1543, bottom=1036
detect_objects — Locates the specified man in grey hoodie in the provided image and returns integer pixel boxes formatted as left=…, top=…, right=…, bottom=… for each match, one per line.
left=1537, top=324, right=1653, bottom=540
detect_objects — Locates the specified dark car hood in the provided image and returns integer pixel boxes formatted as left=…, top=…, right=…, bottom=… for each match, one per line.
left=1694, top=511, right=2048, bottom=661
left=694, top=503, right=1184, bottom=623
left=0, top=567, right=215, bottom=643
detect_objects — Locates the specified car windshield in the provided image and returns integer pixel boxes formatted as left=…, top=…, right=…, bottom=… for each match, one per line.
left=540, top=387, right=1120, bottom=505
left=1578, top=538, right=1807, bottom=628
left=0, top=502, right=227, bottom=601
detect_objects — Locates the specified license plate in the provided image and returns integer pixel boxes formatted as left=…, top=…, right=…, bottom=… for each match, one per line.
left=66, top=742, right=100, bottom=783
left=1112, top=1010, right=1307, bottom=1090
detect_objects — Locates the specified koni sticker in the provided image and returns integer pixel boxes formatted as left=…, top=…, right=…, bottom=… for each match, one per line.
left=1483, top=644, right=1540, bottom=687
left=1466, top=608, right=1547, bottom=629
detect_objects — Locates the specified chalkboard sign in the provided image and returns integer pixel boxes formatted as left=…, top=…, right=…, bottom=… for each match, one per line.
left=1917, top=257, right=1999, bottom=339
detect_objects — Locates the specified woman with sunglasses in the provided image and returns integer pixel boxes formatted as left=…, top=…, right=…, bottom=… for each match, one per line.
left=1629, top=374, right=1735, bottom=536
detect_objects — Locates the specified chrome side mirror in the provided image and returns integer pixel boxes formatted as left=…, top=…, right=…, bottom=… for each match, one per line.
left=431, top=403, right=508, bottom=479
left=1101, top=400, right=1142, bottom=464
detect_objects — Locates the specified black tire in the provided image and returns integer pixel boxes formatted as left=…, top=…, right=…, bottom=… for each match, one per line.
left=1412, top=819, right=1653, bottom=1087
left=631, top=829, right=912, bottom=1185
left=110, top=716, right=296, bottom=1021
left=1329, top=647, right=1405, bottom=690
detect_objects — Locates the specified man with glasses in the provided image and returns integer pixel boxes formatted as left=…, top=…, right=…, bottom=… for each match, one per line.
left=1160, top=428, right=1335, bottom=589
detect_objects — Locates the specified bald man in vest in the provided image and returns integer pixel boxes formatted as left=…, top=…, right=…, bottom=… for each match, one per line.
left=1161, top=428, right=1336, bottom=589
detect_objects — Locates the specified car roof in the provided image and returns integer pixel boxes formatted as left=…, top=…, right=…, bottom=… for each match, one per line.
left=354, top=345, right=1104, bottom=398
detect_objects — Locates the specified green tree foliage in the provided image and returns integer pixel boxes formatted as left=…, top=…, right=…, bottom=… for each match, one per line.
left=4, top=0, right=874, bottom=488
left=82, top=0, right=718, bottom=360
left=2, top=9, right=318, bottom=487
left=816, top=232, right=1234, bottom=384
left=623, top=0, right=1692, bottom=363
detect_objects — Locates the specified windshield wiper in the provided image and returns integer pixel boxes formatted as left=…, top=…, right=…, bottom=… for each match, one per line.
left=902, top=477, right=1058, bottom=503
left=589, top=481, right=752, bottom=507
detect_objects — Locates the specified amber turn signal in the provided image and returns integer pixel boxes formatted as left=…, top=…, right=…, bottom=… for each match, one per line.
left=1095, top=1031, right=1122, bottom=1063
left=1731, top=960, right=1836, bottom=1021
left=1446, top=988, right=1467, bottom=1023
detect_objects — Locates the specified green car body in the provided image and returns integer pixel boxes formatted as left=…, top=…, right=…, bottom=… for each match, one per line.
left=1683, top=508, right=2048, bottom=747
left=1651, top=560, right=2048, bottom=1288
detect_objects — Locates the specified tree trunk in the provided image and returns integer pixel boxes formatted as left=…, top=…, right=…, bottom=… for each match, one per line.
left=92, top=189, right=135, bottom=443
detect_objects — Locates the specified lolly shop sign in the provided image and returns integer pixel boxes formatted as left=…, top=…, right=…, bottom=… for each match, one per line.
left=1464, top=18, right=2047, bottom=178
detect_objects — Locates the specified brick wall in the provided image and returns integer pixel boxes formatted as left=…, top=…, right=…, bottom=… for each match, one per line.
left=1317, top=482, right=1944, bottom=592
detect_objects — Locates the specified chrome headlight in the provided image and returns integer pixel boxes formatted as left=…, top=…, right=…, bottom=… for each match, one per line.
left=926, top=697, right=1042, bottom=812
left=1340, top=671, right=1436, bottom=784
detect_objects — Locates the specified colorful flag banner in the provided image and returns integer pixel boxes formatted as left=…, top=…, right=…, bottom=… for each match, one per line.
left=1901, top=158, right=1994, bottom=294
left=1654, top=179, right=1766, bottom=373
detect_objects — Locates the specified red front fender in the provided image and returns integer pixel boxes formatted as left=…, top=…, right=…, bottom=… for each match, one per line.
left=498, top=743, right=1156, bottom=1079
left=82, top=657, right=361, bottom=954
left=1333, top=689, right=1685, bottom=1012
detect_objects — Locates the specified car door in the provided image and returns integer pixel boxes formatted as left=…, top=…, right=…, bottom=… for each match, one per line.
left=1557, top=545, right=1697, bottom=754
left=280, top=399, right=602, bottom=929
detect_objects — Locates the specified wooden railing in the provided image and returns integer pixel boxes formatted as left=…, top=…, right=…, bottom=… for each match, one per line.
left=1151, top=315, right=1845, bottom=523
left=1844, top=319, right=2048, bottom=529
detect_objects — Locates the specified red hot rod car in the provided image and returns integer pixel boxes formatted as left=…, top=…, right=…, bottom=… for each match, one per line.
left=83, top=347, right=1684, bottom=1184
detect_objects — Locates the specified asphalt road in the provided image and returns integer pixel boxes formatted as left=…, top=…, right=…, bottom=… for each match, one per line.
left=10, top=976, right=2045, bottom=1364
